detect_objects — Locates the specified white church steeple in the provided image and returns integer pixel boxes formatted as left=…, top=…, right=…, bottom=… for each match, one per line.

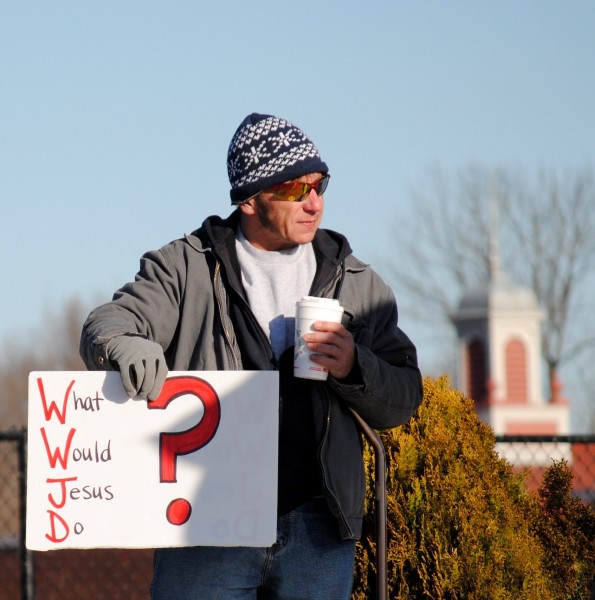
left=449, top=181, right=569, bottom=436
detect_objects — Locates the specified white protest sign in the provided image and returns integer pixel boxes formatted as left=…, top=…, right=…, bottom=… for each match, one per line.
left=26, top=371, right=279, bottom=551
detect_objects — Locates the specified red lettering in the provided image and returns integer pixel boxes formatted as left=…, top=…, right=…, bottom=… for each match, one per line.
left=37, top=377, right=75, bottom=424
left=45, top=510, right=70, bottom=543
left=40, top=427, right=76, bottom=469
left=47, top=477, right=78, bottom=509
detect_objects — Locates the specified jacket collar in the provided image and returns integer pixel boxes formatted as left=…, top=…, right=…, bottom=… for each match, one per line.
left=191, top=210, right=353, bottom=298
left=196, top=210, right=352, bottom=262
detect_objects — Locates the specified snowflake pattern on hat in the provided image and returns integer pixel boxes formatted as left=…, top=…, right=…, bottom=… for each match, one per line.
left=227, top=114, right=328, bottom=204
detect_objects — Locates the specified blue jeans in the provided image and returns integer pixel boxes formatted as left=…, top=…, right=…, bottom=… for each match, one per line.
left=150, top=498, right=356, bottom=600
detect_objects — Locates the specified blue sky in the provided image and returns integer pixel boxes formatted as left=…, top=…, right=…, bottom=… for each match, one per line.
left=2, top=3, right=594, bottom=427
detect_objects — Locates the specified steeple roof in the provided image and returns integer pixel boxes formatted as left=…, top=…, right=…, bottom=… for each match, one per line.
left=454, top=182, right=541, bottom=318
left=456, top=274, right=541, bottom=315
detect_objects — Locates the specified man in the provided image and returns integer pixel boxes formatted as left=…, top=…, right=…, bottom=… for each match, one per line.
left=80, top=112, right=423, bottom=599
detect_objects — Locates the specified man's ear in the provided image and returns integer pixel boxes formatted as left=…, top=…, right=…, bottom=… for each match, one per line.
left=238, top=197, right=257, bottom=216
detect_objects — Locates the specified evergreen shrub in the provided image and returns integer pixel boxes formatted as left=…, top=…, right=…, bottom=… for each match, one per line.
left=352, top=376, right=595, bottom=599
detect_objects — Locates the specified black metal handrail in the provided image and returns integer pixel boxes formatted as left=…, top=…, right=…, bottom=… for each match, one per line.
left=350, top=409, right=387, bottom=600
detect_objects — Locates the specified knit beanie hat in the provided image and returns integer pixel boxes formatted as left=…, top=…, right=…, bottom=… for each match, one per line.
left=227, top=113, right=329, bottom=204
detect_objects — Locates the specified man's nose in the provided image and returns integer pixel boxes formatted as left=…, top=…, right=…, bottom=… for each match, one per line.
left=302, top=189, right=323, bottom=211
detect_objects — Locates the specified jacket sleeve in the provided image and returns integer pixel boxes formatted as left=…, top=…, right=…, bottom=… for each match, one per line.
left=329, top=263, right=423, bottom=430
left=79, top=245, right=184, bottom=370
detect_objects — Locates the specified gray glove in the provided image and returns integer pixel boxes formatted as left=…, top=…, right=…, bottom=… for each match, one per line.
left=107, top=336, right=168, bottom=400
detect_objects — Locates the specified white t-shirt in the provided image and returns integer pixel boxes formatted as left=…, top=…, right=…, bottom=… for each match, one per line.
left=235, top=228, right=316, bottom=360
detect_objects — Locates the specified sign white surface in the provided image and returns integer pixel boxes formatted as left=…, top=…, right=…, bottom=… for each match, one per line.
left=26, top=371, right=279, bottom=551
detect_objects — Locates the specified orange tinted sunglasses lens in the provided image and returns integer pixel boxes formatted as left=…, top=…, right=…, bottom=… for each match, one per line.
left=268, top=174, right=330, bottom=202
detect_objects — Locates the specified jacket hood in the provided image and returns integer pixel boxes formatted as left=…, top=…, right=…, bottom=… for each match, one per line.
left=190, top=210, right=353, bottom=265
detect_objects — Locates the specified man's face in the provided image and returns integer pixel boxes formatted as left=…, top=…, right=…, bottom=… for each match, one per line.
left=239, top=172, right=325, bottom=251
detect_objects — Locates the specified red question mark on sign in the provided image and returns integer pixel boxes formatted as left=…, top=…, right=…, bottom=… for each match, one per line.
left=148, top=376, right=221, bottom=525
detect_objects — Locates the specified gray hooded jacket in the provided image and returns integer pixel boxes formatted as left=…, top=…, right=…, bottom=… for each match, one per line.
left=80, top=211, right=423, bottom=539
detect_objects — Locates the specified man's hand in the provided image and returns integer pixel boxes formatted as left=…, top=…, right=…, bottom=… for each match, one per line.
left=302, top=321, right=355, bottom=380
left=107, top=336, right=168, bottom=400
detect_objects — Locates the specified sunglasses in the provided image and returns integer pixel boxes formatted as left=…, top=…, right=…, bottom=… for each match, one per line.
left=262, top=174, right=330, bottom=202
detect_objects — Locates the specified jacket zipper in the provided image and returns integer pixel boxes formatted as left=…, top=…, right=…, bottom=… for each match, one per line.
left=316, top=373, right=353, bottom=538
left=314, top=262, right=353, bottom=537
left=214, top=259, right=278, bottom=371
left=213, top=261, right=242, bottom=370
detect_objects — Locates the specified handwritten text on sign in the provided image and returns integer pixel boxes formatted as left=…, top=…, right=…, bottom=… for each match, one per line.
left=26, top=371, right=279, bottom=551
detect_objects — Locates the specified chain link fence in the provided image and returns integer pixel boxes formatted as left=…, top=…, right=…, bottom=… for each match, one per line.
left=494, top=434, right=595, bottom=503
left=0, top=431, right=26, bottom=600
left=2, top=429, right=594, bottom=600
left=1, top=430, right=154, bottom=600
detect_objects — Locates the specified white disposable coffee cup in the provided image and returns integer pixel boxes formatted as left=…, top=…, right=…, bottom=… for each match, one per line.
left=294, top=296, right=344, bottom=380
